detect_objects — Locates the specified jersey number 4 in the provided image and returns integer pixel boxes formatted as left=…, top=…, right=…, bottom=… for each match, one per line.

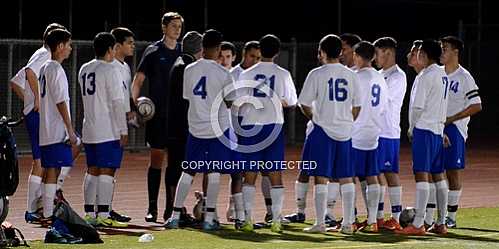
left=81, top=72, right=96, bottom=96
left=328, top=78, right=348, bottom=102
left=193, top=76, right=207, bottom=99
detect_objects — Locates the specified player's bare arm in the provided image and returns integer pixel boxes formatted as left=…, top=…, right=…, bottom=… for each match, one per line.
left=131, top=72, right=145, bottom=105
left=56, top=101, right=76, bottom=144
left=299, top=104, right=313, bottom=120
left=445, top=103, right=482, bottom=125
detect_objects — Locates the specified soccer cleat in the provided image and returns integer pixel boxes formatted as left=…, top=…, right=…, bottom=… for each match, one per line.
left=264, top=213, right=273, bottom=223
left=424, top=221, right=434, bottom=231
left=446, top=217, right=457, bottom=228
left=383, top=217, right=402, bottom=231
left=356, top=220, right=368, bottom=230
left=96, top=216, right=128, bottom=228
left=25, top=211, right=42, bottom=224
left=145, top=212, right=158, bottom=223
left=164, top=218, right=180, bottom=229
left=283, top=212, right=305, bottom=223
left=83, top=215, right=97, bottom=226
left=377, top=218, right=385, bottom=229
left=240, top=220, right=254, bottom=232
left=304, top=224, right=326, bottom=233
left=394, top=224, right=426, bottom=236
left=361, top=223, right=379, bottom=233
left=110, top=210, right=131, bottom=222
left=428, top=223, right=448, bottom=235
left=325, top=214, right=336, bottom=226
left=202, top=221, right=220, bottom=231
left=234, top=219, right=244, bottom=230
left=340, top=224, right=357, bottom=235
left=270, top=221, right=283, bottom=233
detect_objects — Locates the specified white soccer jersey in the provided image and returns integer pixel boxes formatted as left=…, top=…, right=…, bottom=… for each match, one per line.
left=10, top=46, right=51, bottom=115
left=112, top=59, right=132, bottom=113
left=409, top=64, right=448, bottom=135
left=230, top=64, right=244, bottom=81
left=379, top=65, right=407, bottom=139
left=299, top=63, right=362, bottom=141
left=237, top=62, right=297, bottom=126
left=352, top=67, right=388, bottom=150
left=38, top=60, right=71, bottom=146
left=446, top=65, right=481, bottom=140
left=79, top=59, right=126, bottom=144
left=183, top=58, right=234, bottom=139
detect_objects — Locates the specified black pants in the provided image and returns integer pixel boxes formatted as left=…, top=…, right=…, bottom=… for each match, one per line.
left=164, top=141, right=186, bottom=219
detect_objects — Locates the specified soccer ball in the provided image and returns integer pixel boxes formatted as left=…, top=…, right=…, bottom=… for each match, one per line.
left=137, top=97, right=155, bottom=122
left=399, top=207, right=416, bottom=228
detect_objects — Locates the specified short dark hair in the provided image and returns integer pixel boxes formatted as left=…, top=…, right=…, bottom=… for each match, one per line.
left=202, top=29, right=223, bottom=49
left=340, top=33, right=362, bottom=47
left=440, top=35, right=464, bottom=53
left=43, top=23, right=66, bottom=43
left=45, top=29, right=71, bottom=52
left=373, top=37, right=397, bottom=50
left=353, top=41, right=375, bottom=61
left=221, top=41, right=236, bottom=56
left=319, top=34, right=342, bottom=59
left=412, top=39, right=423, bottom=48
left=111, top=27, right=135, bottom=44
left=93, top=32, right=116, bottom=58
left=420, top=39, right=442, bottom=62
left=162, top=12, right=184, bottom=26
left=259, top=34, right=280, bottom=58
left=243, top=41, right=260, bottom=52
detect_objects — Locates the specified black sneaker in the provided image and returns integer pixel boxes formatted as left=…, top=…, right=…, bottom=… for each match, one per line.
left=145, top=211, right=158, bottom=223
left=283, top=212, right=305, bottom=223
left=234, top=219, right=244, bottom=230
left=179, top=213, right=196, bottom=227
left=446, top=217, right=457, bottom=228
left=325, top=215, right=338, bottom=227
left=110, top=210, right=131, bottom=222
left=264, top=213, right=273, bottom=223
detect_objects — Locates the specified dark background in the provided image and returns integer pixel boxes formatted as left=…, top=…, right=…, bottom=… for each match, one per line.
left=1, top=0, right=497, bottom=146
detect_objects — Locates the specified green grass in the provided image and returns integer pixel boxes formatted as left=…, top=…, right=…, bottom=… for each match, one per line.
left=28, top=207, right=499, bottom=249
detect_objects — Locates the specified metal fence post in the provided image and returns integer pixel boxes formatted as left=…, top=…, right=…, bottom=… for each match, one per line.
left=7, top=44, right=14, bottom=117
left=289, top=38, right=298, bottom=145
left=71, top=44, right=78, bottom=127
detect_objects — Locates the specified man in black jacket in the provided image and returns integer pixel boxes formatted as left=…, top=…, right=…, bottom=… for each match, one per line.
left=164, top=31, right=204, bottom=222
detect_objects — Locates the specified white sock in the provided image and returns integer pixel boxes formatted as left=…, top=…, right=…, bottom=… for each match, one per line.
left=367, top=184, right=380, bottom=224
left=314, top=184, right=328, bottom=225
left=233, top=192, right=245, bottom=221
left=388, top=186, right=402, bottom=221
left=341, top=183, right=355, bottom=226
left=327, top=182, right=339, bottom=219
left=228, top=195, right=235, bottom=218
left=270, top=186, right=284, bottom=222
left=57, top=166, right=71, bottom=190
left=204, top=173, right=220, bottom=224
left=83, top=173, right=98, bottom=217
left=435, top=180, right=449, bottom=225
left=377, top=185, right=386, bottom=219
left=262, top=176, right=272, bottom=214
left=360, top=180, right=368, bottom=212
left=43, top=183, right=57, bottom=218
left=425, top=182, right=436, bottom=225
left=447, top=190, right=462, bottom=221
left=27, top=175, right=42, bottom=212
left=295, top=181, right=308, bottom=214
left=172, top=173, right=193, bottom=220
left=413, top=182, right=430, bottom=228
left=242, top=185, right=256, bottom=222
left=96, top=175, right=114, bottom=218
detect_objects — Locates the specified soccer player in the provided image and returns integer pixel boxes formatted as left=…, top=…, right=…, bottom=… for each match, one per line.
left=373, top=37, right=407, bottom=230
left=164, top=29, right=232, bottom=231
left=299, top=34, right=361, bottom=234
left=351, top=41, right=388, bottom=233
left=79, top=32, right=128, bottom=228
left=407, top=40, right=424, bottom=74
left=38, top=28, right=77, bottom=225
left=219, top=41, right=237, bottom=70
left=165, top=31, right=203, bottom=224
left=109, top=27, right=136, bottom=223
left=9, top=23, right=66, bottom=224
left=439, top=36, right=482, bottom=228
left=131, top=12, right=183, bottom=222
left=396, top=39, right=450, bottom=235
left=340, top=33, right=362, bottom=70
left=230, top=41, right=261, bottom=80
left=237, top=34, right=297, bottom=233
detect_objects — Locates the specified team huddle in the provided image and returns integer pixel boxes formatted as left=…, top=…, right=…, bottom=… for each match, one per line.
left=10, top=11, right=482, bottom=237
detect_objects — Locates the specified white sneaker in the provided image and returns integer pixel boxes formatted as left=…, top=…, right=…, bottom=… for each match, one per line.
left=303, top=224, right=326, bottom=233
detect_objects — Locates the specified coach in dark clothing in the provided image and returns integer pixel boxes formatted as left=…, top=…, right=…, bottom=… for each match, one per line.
left=164, top=31, right=203, bottom=220
left=131, top=12, right=183, bottom=222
